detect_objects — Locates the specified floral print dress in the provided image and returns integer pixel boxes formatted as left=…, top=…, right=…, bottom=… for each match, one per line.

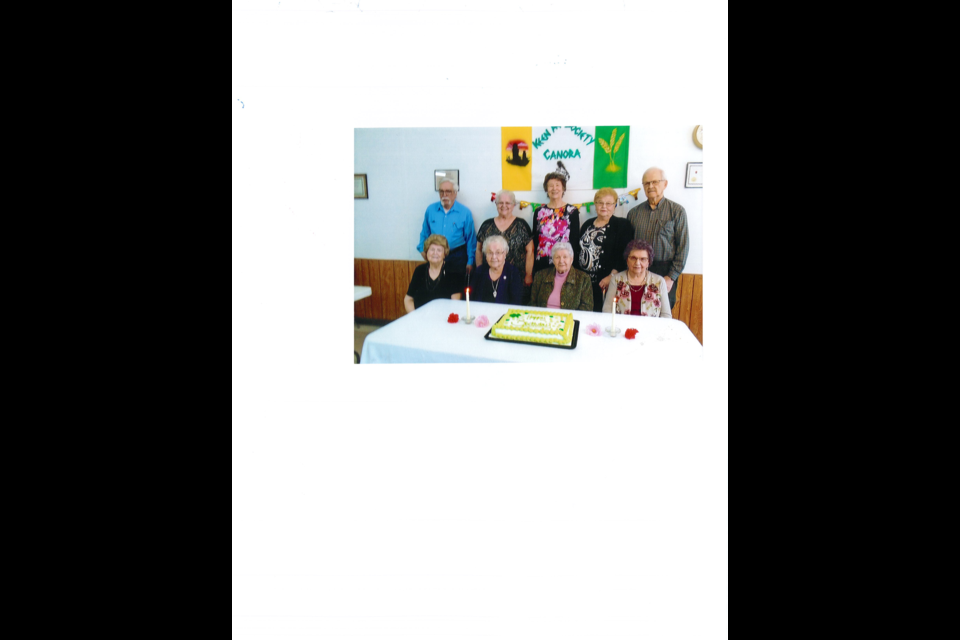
left=532, top=204, right=580, bottom=274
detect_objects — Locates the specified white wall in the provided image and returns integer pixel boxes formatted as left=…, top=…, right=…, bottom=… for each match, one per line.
left=355, top=125, right=704, bottom=274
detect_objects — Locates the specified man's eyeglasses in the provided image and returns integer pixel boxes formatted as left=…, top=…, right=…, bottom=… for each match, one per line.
left=439, top=189, right=455, bottom=195
left=642, top=180, right=664, bottom=188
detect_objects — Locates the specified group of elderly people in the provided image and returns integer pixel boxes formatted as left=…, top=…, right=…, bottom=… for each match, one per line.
left=406, top=176, right=673, bottom=319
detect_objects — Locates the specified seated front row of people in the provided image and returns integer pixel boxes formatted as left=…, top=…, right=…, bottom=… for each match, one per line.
left=403, top=236, right=671, bottom=319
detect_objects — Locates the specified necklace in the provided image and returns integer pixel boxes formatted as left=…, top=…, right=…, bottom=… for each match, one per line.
left=491, top=275, right=501, bottom=299
left=424, top=263, right=443, bottom=292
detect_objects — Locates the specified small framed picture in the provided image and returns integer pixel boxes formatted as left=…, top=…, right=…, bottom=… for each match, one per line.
left=435, top=169, right=459, bottom=191
left=685, top=162, right=702, bottom=188
left=354, top=174, right=368, bottom=199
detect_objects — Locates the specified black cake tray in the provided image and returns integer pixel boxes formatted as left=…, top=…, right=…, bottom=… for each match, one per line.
left=484, top=313, right=580, bottom=350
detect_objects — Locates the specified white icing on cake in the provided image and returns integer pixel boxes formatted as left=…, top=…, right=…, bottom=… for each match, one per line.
left=490, top=309, right=575, bottom=345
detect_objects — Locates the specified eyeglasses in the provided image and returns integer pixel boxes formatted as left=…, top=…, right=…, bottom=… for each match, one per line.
left=486, top=251, right=506, bottom=258
left=439, top=189, right=455, bottom=195
left=497, top=202, right=515, bottom=207
left=627, top=256, right=650, bottom=263
left=596, top=201, right=617, bottom=207
left=642, top=180, right=664, bottom=188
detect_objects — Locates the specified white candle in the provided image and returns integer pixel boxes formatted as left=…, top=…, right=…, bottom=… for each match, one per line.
left=611, top=297, right=617, bottom=331
left=466, top=287, right=471, bottom=320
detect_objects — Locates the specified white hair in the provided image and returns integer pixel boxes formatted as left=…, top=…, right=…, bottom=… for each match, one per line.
left=482, top=235, right=508, bottom=254
left=495, top=189, right=516, bottom=205
left=643, top=167, right=667, bottom=182
left=551, top=242, right=574, bottom=258
left=439, top=179, right=459, bottom=193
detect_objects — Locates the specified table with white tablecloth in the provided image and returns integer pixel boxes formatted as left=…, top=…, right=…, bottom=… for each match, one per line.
left=359, top=299, right=701, bottom=364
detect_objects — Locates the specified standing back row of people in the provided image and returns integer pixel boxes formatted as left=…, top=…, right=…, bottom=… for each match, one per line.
left=410, top=167, right=688, bottom=315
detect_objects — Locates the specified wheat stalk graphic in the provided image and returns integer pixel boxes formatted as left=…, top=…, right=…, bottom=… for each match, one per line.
left=598, top=128, right=626, bottom=173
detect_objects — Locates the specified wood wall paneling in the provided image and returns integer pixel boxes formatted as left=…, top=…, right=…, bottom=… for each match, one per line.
left=408, top=261, right=420, bottom=311
left=394, top=261, right=408, bottom=319
left=353, top=258, right=366, bottom=321
left=689, top=275, right=703, bottom=345
left=676, top=274, right=693, bottom=326
left=380, top=259, right=396, bottom=320
left=362, top=259, right=373, bottom=318
left=368, top=260, right=383, bottom=320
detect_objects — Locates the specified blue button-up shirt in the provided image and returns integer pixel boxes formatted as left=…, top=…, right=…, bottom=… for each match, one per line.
left=416, top=200, right=477, bottom=265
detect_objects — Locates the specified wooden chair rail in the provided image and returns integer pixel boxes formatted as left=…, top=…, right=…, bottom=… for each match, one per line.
left=355, top=259, right=703, bottom=345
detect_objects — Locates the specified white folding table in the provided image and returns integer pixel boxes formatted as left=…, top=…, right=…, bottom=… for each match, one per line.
left=360, top=299, right=702, bottom=364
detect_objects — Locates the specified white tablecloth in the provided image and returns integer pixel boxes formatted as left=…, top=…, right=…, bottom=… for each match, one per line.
left=360, top=299, right=702, bottom=364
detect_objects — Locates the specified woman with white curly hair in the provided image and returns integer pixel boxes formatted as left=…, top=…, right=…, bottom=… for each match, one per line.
left=529, top=242, right=593, bottom=311
left=470, top=235, right=523, bottom=304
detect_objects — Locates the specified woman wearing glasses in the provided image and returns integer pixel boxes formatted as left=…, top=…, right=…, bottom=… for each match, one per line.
left=578, top=187, right=635, bottom=312
left=475, top=189, right=534, bottom=289
left=470, top=235, right=524, bottom=304
left=602, top=239, right=672, bottom=318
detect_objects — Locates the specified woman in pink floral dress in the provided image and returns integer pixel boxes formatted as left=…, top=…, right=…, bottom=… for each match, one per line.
left=532, top=172, right=581, bottom=276
left=601, top=239, right=672, bottom=318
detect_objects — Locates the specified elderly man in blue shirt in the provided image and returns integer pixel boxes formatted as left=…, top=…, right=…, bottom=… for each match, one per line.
left=416, top=179, right=477, bottom=279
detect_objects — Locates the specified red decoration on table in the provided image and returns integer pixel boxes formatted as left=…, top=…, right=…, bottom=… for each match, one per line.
left=624, top=328, right=638, bottom=340
left=447, top=313, right=460, bottom=323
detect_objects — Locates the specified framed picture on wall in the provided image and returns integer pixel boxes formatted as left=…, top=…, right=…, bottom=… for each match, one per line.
left=685, top=162, right=702, bottom=188
left=435, top=170, right=459, bottom=191
left=354, top=174, right=368, bottom=199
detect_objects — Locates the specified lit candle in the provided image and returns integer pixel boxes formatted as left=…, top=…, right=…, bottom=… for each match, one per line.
left=611, top=297, right=617, bottom=332
left=466, top=287, right=471, bottom=320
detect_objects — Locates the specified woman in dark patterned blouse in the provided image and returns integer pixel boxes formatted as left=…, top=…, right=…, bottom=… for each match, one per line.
left=475, top=189, right=534, bottom=288
left=532, top=172, right=581, bottom=276
left=578, top=187, right=635, bottom=312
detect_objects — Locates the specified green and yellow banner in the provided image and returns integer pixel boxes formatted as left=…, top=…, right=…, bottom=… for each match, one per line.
left=592, top=126, right=630, bottom=188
